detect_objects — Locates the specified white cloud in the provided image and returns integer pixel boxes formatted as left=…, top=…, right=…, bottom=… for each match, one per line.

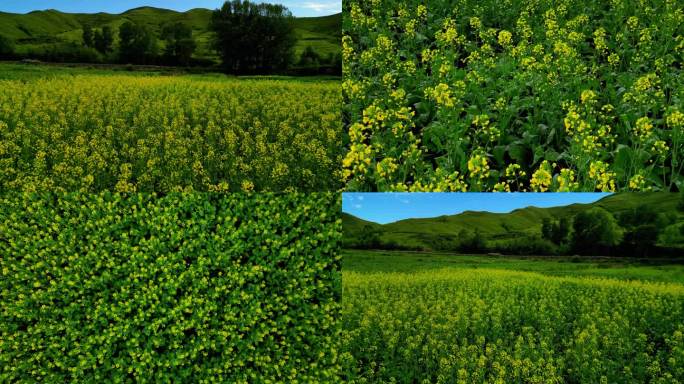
left=300, top=1, right=340, bottom=13
left=354, top=204, right=363, bottom=209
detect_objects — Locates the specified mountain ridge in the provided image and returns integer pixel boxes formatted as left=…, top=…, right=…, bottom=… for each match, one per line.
left=343, top=193, right=681, bottom=249
left=0, top=7, right=341, bottom=61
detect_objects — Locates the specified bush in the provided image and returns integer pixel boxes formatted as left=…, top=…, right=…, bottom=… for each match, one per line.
left=490, top=236, right=559, bottom=255
left=23, top=42, right=101, bottom=63
left=0, top=34, right=14, bottom=59
left=0, top=192, right=341, bottom=382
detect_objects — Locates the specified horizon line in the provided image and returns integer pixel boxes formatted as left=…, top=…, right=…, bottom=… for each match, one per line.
left=342, top=192, right=613, bottom=225
left=0, top=6, right=341, bottom=17
left=343, top=201, right=594, bottom=226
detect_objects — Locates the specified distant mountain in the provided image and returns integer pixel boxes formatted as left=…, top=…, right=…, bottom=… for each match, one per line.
left=0, top=7, right=341, bottom=61
left=343, top=193, right=682, bottom=250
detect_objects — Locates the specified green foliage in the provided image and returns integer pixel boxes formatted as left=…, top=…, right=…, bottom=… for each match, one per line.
left=342, top=0, right=684, bottom=191
left=490, top=235, right=558, bottom=255
left=343, top=249, right=684, bottom=283
left=542, top=216, right=572, bottom=245
left=299, top=46, right=321, bottom=67
left=93, top=25, right=114, bottom=54
left=119, top=22, right=158, bottom=64
left=572, top=207, right=624, bottom=254
left=161, top=22, right=197, bottom=66
left=0, top=192, right=341, bottom=383
left=343, top=224, right=382, bottom=249
left=457, top=229, right=486, bottom=253
left=660, top=222, right=684, bottom=247
left=211, top=0, right=297, bottom=73
left=0, top=34, right=15, bottom=59
left=82, top=25, right=94, bottom=47
left=21, top=41, right=100, bottom=63
left=617, top=204, right=674, bottom=256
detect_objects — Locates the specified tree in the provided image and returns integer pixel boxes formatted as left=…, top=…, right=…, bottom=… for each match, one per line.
left=299, top=46, right=320, bottom=67
left=119, top=22, right=158, bottom=64
left=0, top=34, right=14, bottom=59
left=459, top=229, right=486, bottom=253
left=541, top=218, right=553, bottom=241
left=162, top=22, right=197, bottom=66
left=541, top=216, right=571, bottom=245
left=82, top=25, right=94, bottom=47
left=618, top=204, right=671, bottom=257
left=94, top=26, right=114, bottom=54
left=210, top=0, right=296, bottom=73
left=357, top=225, right=381, bottom=248
left=571, top=208, right=623, bottom=255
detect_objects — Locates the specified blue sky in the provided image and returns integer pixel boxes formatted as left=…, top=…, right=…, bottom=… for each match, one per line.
left=0, top=1, right=341, bottom=17
left=342, top=193, right=611, bottom=224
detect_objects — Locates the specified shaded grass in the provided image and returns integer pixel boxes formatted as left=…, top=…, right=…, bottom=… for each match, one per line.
left=343, top=249, right=684, bottom=284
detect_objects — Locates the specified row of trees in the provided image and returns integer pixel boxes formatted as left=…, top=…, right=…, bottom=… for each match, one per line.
left=541, top=204, right=680, bottom=257
left=81, top=22, right=198, bottom=66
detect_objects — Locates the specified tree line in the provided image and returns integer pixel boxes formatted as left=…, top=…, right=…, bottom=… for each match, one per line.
left=0, top=0, right=341, bottom=74
left=345, top=199, right=684, bottom=258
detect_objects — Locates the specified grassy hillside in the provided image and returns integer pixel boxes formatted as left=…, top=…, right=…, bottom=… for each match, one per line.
left=0, top=7, right=340, bottom=62
left=343, top=193, right=684, bottom=250
left=342, top=212, right=381, bottom=239
left=292, top=13, right=341, bottom=57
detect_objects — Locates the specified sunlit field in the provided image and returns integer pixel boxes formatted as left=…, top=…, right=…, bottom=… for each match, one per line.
left=0, top=64, right=341, bottom=192
left=342, top=250, right=684, bottom=383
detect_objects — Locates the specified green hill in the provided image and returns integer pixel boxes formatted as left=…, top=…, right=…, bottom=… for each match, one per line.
left=0, top=7, right=341, bottom=62
left=343, top=193, right=684, bottom=251
left=342, top=212, right=381, bottom=238
left=292, top=13, right=341, bottom=57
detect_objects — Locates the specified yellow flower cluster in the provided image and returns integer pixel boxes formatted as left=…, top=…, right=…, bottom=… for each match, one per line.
left=557, top=168, right=579, bottom=192
left=425, top=83, right=455, bottom=107
left=467, top=153, right=490, bottom=181
left=667, top=111, right=684, bottom=129
left=498, top=30, right=513, bottom=47
left=376, top=157, right=398, bottom=179
left=436, top=19, right=460, bottom=46
left=623, top=73, right=665, bottom=106
left=593, top=28, right=608, bottom=55
left=607, top=53, right=620, bottom=67
left=634, top=117, right=654, bottom=141
left=472, top=114, right=500, bottom=142
left=530, top=160, right=553, bottom=192
left=629, top=173, right=648, bottom=191
left=588, top=161, right=616, bottom=192
left=580, top=90, right=597, bottom=105
left=564, top=102, right=613, bottom=156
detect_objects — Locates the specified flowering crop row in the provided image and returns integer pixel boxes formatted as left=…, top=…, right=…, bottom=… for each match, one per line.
left=342, top=0, right=684, bottom=191
left=342, top=268, right=684, bottom=383
left=0, top=192, right=341, bottom=383
left=0, top=75, right=342, bottom=192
